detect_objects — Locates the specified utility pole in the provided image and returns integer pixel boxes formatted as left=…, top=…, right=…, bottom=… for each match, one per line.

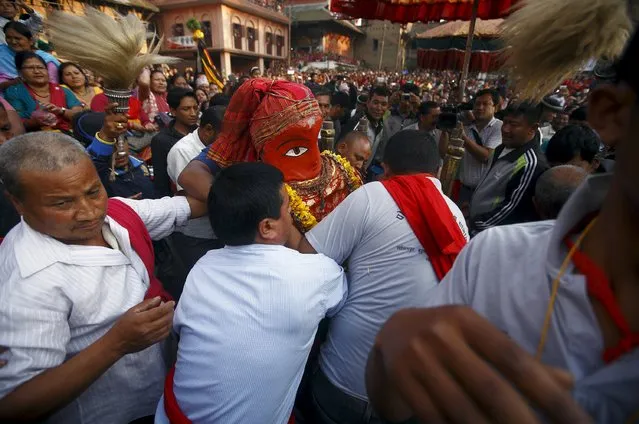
left=378, top=22, right=387, bottom=71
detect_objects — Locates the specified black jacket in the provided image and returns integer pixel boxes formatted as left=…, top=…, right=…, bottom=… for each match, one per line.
left=151, top=121, right=190, bottom=198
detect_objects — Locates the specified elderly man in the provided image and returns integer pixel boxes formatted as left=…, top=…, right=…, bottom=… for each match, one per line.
left=0, top=106, right=206, bottom=423
left=534, top=165, right=588, bottom=220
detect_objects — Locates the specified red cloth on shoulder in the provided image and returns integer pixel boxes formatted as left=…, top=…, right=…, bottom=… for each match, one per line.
left=91, top=93, right=144, bottom=123
left=382, top=174, right=467, bottom=281
left=106, top=198, right=172, bottom=302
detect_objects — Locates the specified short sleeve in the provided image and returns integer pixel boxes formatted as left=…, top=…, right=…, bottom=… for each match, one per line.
left=63, top=87, right=82, bottom=109
left=194, top=147, right=221, bottom=175
left=4, top=86, right=29, bottom=119
left=0, top=281, right=71, bottom=398
left=484, top=121, right=503, bottom=150
left=306, top=185, right=370, bottom=265
left=116, top=196, right=191, bottom=240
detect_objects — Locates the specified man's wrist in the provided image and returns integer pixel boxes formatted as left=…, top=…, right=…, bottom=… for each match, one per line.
left=96, top=131, right=117, bottom=144
left=97, top=330, right=126, bottom=361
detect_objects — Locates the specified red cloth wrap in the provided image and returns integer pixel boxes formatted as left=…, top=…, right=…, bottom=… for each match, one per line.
left=205, top=78, right=321, bottom=168
left=106, top=198, right=172, bottom=302
left=382, top=174, right=467, bottom=281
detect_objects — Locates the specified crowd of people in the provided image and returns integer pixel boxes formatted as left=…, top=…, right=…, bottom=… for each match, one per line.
left=0, top=1, right=637, bottom=424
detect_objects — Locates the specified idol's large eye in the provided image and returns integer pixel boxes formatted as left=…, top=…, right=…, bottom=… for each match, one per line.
left=285, top=146, right=308, bottom=157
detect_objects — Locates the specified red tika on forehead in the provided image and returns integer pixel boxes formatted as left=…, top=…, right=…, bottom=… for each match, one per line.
left=206, top=79, right=321, bottom=168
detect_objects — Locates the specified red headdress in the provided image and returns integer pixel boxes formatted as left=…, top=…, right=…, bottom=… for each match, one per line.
left=206, top=78, right=322, bottom=169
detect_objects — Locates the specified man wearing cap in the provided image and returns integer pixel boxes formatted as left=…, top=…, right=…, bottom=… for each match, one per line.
left=540, top=95, right=566, bottom=144
left=365, top=0, right=639, bottom=422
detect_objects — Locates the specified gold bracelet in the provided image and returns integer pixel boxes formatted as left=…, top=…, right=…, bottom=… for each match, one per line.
left=95, top=132, right=117, bottom=145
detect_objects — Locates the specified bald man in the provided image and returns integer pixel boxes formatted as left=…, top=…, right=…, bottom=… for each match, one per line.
left=534, top=165, right=588, bottom=220
left=335, top=131, right=372, bottom=173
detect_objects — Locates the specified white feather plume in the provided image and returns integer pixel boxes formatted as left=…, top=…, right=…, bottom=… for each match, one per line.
left=47, top=7, right=179, bottom=89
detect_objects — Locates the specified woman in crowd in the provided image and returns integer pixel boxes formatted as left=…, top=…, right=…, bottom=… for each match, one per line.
left=59, top=62, right=102, bottom=108
left=4, top=52, right=82, bottom=132
left=169, top=73, right=191, bottom=91
left=194, top=87, right=209, bottom=111
left=0, top=22, right=59, bottom=91
left=138, top=68, right=169, bottom=123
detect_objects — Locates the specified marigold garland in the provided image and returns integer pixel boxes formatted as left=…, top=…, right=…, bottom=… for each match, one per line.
left=286, top=152, right=362, bottom=232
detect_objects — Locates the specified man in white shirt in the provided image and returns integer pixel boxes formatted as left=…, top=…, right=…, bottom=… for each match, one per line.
left=288, top=130, right=468, bottom=424
left=365, top=28, right=639, bottom=423
left=156, top=162, right=347, bottom=424
left=441, top=89, right=503, bottom=206
left=166, top=105, right=225, bottom=299
left=0, top=111, right=207, bottom=423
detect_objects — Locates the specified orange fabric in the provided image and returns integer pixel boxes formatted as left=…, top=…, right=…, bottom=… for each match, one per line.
left=382, top=174, right=467, bottom=281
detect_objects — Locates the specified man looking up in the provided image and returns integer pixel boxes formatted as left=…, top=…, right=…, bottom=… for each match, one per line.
left=335, top=131, right=372, bottom=174
left=470, top=102, right=548, bottom=233
left=151, top=88, right=199, bottom=197
left=0, top=106, right=208, bottom=423
left=442, top=89, right=503, bottom=205
left=289, top=129, right=468, bottom=424
left=157, top=162, right=347, bottom=423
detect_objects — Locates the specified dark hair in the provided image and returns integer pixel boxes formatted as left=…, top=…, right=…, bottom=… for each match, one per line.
left=331, top=91, right=350, bottom=108
left=58, top=62, right=87, bottom=88
left=169, top=73, right=189, bottom=88
left=417, top=101, right=439, bottom=117
left=402, top=83, right=420, bottom=96
left=502, top=101, right=540, bottom=126
left=15, top=51, right=45, bottom=71
left=200, top=105, right=225, bottom=132
left=545, top=124, right=600, bottom=165
left=150, top=70, right=165, bottom=80
left=383, top=129, right=440, bottom=175
left=315, top=89, right=332, bottom=99
left=208, top=162, right=284, bottom=246
left=3, top=21, right=32, bottom=39
left=210, top=93, right=230, bottom=107
left=370, top=86, right=390, bottom=99
left=167, top=87, right=197, bottom=110
left=569, top=106, right=588, bottom=122
left=474, top=89, right=500, bottom=107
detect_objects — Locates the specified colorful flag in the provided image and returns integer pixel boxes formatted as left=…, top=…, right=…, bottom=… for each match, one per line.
left=198, top=40, right=224, bottom=90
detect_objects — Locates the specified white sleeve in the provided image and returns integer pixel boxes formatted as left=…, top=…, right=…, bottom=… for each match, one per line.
left=0, top=277, right=71, bottom=398
left=317, top=255, right=348, bottom=318
left=484, top=122, right=503, bottom=149
left=166, top=146, right=193, bottom=191
left=117, top=196, right=191, bottom=240
left=306, top=185, right=370, bottom=265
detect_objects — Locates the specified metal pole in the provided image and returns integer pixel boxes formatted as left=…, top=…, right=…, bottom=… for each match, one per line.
left=378, top=22, right=387, bottom=71
left=396, top=24, right=403, bottom=71
left=287, top=0, right=292, bottom=68
left=458, top=0, right=480, bottom=101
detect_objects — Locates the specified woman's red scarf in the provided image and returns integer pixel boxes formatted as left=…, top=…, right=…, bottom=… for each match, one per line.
left=382, top=174, right=467, bottom=281
left=27, top=83, right=71, bottom=131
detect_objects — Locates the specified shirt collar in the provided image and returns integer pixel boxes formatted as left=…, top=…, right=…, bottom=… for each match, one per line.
left=546, top=173, right=611, bottom=273
left=13, top=219, right=75, bottom=278
left=469, top=117, right=498, bottom=132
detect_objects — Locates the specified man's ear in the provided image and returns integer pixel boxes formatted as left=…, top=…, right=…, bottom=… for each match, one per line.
left=257, top=218, right=278, bottom=242
left=382, top=162, right=392, bottom=179
left=588, top=84, right=634, bottom=148
left=6, top=191, right=24, bottom=216
left=336, top=142, right=346, bottom=156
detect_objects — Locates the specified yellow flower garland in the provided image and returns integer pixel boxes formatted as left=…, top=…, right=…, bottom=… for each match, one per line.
left=286, top=152, right=362, bottom=232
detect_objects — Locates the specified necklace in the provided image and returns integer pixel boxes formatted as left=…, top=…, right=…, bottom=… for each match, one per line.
left=32, top=88, right=49, bottom=98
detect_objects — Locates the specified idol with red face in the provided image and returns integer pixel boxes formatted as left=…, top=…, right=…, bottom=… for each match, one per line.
left=205, top=78, right=357, bottom=223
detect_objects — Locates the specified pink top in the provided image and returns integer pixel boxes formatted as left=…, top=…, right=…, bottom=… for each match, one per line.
left=0, top=96, right=15, bottom=111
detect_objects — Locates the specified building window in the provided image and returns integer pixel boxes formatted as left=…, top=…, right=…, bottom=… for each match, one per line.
left=247, top=26, right=257, bottom=52
left=202, top=20, right=212, bottom=47
left=373, top=39, right=379, bottom=51
left=265, top=32, right=273, bottom=55
left=276, top=34, right=284, bottom=57
left=233, top=23, right=243, bottom=50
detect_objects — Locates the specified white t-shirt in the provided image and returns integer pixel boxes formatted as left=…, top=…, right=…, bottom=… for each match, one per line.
left=461, top=117, right=503, bottom=188
left=307, top=179, right=468, bottom=400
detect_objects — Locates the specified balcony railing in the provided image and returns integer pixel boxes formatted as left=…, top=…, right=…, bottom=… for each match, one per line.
left=247, top=0, right=285, bottom=14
